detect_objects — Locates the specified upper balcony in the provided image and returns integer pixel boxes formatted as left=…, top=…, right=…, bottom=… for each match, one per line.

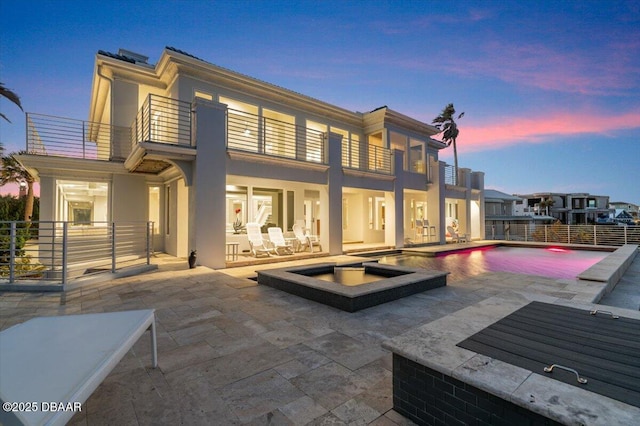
left=226, top=108, right=327, bottom=168
left=26, top=113, right=131, bottom=161
left=126, top=95, right=195, bottom=174
left=25, top=95, right=397, bottom=178
left=444, top=163, right=483, bottom=190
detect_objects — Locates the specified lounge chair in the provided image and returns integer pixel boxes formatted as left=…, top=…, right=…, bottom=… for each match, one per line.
left=293, top=222, right=322, bottom=252
left=267, top=227, right=294, bottom=255
left=292, top=223, right=311, bottom=252
left=447, top=226, right=468, bottom=243
left=246, top=222, right=275, bottom=257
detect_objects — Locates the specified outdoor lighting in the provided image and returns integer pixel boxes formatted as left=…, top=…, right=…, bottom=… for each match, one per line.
left=547, top=247, right=570, bottom=253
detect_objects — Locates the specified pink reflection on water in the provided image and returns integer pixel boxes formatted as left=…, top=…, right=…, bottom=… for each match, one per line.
left=380, top=247, right=607, bottom=282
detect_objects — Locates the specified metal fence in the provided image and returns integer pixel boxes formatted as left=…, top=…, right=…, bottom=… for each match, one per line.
left=131, top=94, right=193, bottom=147
left=444, top=164, right=457, bottom=185
left=0, top=221, right=153, bottom=288
left=227, top=109, right=326, bottom=164
left=486, top=223, right=640, bottom=246
left=26, top=113, right=131, bottom=161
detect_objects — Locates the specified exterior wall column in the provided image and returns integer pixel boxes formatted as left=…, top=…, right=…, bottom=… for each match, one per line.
left=460, top=167, right=472, bottom=237
left=474, top=171, right=486, bottom=239
left=192, top=99, right=227, bottom=268
left=389, top=150, right=404, bottom=248
left=326, top=132, right=343, bottom=254
left=437, top=161, right=447, bottom=244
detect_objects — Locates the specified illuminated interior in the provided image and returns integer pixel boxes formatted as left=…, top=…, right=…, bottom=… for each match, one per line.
left=56, top=180, right=109, bottom=225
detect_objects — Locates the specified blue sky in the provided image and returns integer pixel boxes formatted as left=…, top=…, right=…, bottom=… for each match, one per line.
left=1, top=0, right=639, bottom=202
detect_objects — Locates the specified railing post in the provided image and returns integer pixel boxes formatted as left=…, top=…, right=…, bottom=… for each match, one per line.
left=9, top=222, right=16, bottom=283
left=61, top=222, right=68, bottom=285
left=567, top=225, right=571, bottom=244
left=147, top=94, right=152, bottom=142
left=82, top=121, right=86, bottom=159
left=624, top=225, right=628, bottom=245
left=111, top=222, right=117, bottom=273
left=146, top=221, right=152, bottom=265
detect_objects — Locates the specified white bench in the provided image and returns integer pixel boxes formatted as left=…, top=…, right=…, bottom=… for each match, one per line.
left=0, top=309, right=157, bottom=426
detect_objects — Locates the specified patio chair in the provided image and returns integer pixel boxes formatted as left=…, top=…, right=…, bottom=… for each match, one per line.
left=292, top=223, right=310, bottom=252
left=447, top=226, right=468, bottom=243
left=246, top=222, right=275, bottom=257
left=267, top=227, right=294, bottom=255
left=293, top=222, right=322, bottom=252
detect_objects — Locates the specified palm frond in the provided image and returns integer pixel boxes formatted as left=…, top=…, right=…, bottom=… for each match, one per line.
left=0, top=83, right=23, bottom=110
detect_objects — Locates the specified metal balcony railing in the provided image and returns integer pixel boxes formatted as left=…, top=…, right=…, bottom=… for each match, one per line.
left=131, top=94, right=193, bottom=147
left=342, top=141, right=392, bottom=174
left=444, top=164, right=457, bottom=185
left=26, top=113, right=130, bottom=161
left=227, top=109, right=326, bottom=164
left=0, top=221, right=153, bottom=289
left=341, top=139, right=361, bottom=169
left=486, top=223, right=640, bottom=247
left=367, top=145, right=392, bottom=174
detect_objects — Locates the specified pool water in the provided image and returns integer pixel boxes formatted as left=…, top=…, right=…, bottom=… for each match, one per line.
left=378, top=246, right=607, bottom=282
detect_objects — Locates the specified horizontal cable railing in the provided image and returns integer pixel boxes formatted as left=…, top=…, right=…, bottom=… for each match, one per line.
left=486, top=223, right=640, bottom=247
left=367, top=145, right=392, bottom=174
left=227, top=109, right=326, bottom=164
left=341, top=139, right=361, bottom=169
left=26, top=113, right=131, bottom=161
left=444, top=164, right=457, bottom=185
left=0, top=221, right=152, bottom=288
left=131, top=94, right=192, bottom=147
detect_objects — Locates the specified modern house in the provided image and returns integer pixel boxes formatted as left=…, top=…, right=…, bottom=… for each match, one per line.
left=483, top=189, right=554, bottom=239
left=17, top=47, right=485, bottom=269
left=514, top=192, right=610, bottom=225
left=610, top=201, right=639, bottom=224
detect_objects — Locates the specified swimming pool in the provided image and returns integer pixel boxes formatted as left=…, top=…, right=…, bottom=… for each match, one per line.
left=378, top=246, right=608, bottom=282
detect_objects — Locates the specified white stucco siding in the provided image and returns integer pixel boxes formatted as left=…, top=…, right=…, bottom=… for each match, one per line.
left=111, top=174, right=148, bottom=222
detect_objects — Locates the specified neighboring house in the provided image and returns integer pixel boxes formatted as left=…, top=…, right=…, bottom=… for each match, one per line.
left=484, top=189, right=553, bottom=239
left=514, top=192, right=610, bottom=225
left=17, top=47, right=485, bottom=268
left=613, top=209, right=635, bottom=225
left=609, top=201, right=639, bottom=223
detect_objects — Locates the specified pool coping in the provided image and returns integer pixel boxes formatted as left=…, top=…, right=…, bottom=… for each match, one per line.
left=382, top=294, right=640, bottom=425
left=256, top=261, right=448, bottom=312
left=578, top=244, right=638, bottom=302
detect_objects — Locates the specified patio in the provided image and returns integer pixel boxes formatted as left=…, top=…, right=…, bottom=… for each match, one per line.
left=0, top=252, right=637, bottom=425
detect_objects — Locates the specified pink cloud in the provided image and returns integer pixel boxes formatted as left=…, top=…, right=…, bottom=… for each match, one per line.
left=441, top=39, right=640, bottom=96
left=438, top=109, right=640, bottom=153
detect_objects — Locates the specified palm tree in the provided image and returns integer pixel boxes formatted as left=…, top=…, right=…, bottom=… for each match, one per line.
left=0, top=82, right=23, bottom=123
left=432, top=103, right=464, bottom=185
left=0, top=152, right=35, bottom=222
left=0, top=82, right=24, bottom=154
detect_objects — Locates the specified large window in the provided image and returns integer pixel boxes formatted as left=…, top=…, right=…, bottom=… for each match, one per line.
left=390, top=132, right=407, bottom=170
left=220, top=96, right=259, bottom=152
left=409, top=139, right=425, bottom=173
left=226, top=185, right=247, bottom=233
left=333, top=127, right=360, bottom=168
left=308, top=121, right=328, bottom=163
left=263, top=109, right=295, bottom=158
left=56, top=180, right=109, bottom=225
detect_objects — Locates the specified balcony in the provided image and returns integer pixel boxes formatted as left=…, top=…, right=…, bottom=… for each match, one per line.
left=226, top=109, right=327, bottom=166
left=342, top=140, right=392, bottom=175
left=126, top=95, right=195, bottom=174
left=26, top=113, right=131, bottom=161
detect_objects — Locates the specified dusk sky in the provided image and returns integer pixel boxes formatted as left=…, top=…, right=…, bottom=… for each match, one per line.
left=1, top=1, right=639, bottom=202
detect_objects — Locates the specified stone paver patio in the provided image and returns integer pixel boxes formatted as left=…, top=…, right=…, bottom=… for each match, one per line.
left=0, top=252, right=636, bottom=425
